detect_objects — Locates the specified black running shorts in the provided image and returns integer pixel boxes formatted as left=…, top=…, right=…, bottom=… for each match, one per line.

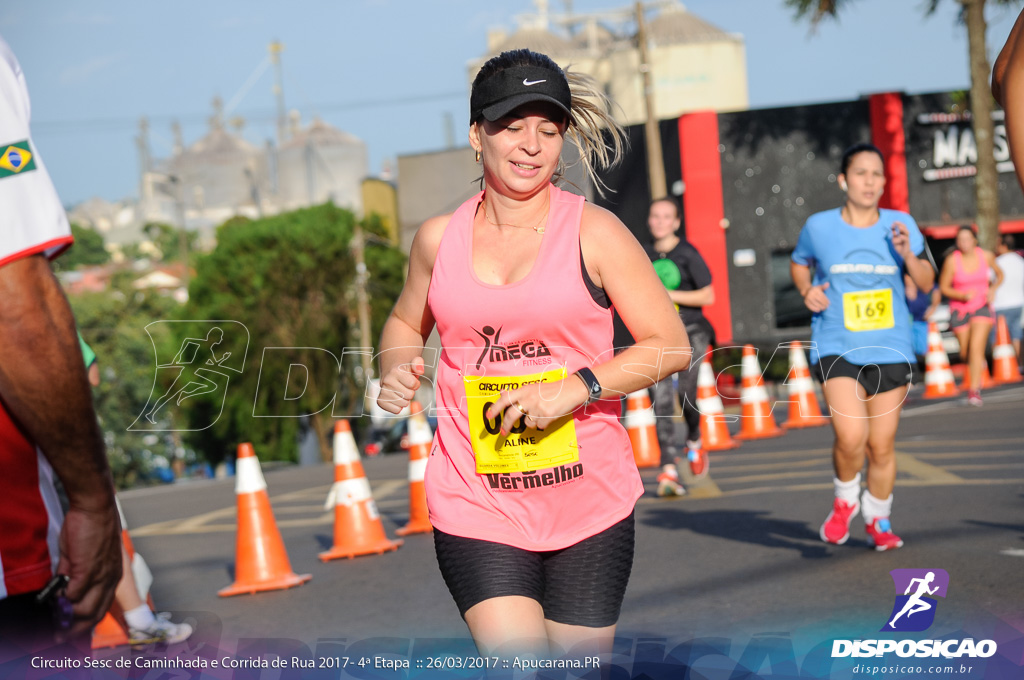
left=949, top=305, right=994, bottom=330
left=433, top=512, right=635, bottom=628
left=813, top=355, right=914, bottom=394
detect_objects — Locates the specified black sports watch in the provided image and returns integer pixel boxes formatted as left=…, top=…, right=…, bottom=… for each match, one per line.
left=573, top=367, right=602, bottom=404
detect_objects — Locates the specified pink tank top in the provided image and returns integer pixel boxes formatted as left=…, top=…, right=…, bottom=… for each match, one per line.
left=949, top=247, right=990, bottom=315
left=425, top=184, right=643, bottom=551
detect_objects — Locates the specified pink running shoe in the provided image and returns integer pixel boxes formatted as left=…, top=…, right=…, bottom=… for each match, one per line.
left=820, top=498, right=859, bottom=545
left=865, top=517, right=904, bottom=551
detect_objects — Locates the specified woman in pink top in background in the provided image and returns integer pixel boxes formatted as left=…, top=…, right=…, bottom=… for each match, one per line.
left=376, top=49, right=689, bottom=662
left=939, top=226, right=1004, bottom=405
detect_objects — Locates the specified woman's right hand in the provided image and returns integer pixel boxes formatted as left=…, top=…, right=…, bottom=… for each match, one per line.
left=377, top=357, right=425, bottom=414
left=803, top=282, right=830, bottom=313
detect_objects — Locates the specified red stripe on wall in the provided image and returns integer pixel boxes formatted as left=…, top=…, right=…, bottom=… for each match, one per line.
left=678, top=111, right=732, bottom=344
left=922, top=219, right=1024, bottom=240
left=869, top=92, right=910, bottom=212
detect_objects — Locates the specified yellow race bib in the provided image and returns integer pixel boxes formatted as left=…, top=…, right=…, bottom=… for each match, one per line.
left=464, top=366, right=579, bottom=474
left=842, top=288, right=895, bottom=332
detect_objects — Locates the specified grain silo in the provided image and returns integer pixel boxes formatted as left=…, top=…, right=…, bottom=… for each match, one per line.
left=276, top=117, right=368, bottom=214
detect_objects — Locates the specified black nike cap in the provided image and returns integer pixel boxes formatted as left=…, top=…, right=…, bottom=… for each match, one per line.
left=470, top=64, right=572, bottom=123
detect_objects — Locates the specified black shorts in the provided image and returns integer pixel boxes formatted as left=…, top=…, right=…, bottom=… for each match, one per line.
left=813, top=355, right=914, bottom=395
left=433, top=512, right=635, bottom=628
left=0, top=590, right=87, bottom=656
left=949, top=305, right=994, bottom=330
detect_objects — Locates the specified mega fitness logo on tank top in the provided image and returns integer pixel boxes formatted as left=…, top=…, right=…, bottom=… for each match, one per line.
left=468, top=325, right=583, bottom=491
left=472, top=324, right=553, bottom=369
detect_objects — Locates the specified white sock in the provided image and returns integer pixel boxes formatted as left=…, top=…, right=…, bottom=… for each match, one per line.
left=834, top=473, right=861, bottom=506
left=124, top=604, right=156, bottom=631
left=861, top=491, right=893, bottom=525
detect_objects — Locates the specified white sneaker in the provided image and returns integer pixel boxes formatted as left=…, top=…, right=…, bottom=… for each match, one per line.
left=656, top=468, right=686, bottom=497
left=129, top=612, right=194, bottom=645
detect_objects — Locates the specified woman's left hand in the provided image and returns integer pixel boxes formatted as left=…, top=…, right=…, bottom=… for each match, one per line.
left=486, top=376, right=590, bottom=436
left=891, top=221, right=912, bottom=258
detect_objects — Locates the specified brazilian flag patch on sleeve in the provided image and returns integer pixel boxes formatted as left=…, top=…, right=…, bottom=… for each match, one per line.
left=0, top=141, right=36, bottom=178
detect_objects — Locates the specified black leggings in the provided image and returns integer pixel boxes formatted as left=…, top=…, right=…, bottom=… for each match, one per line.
left=433, top=512, right=635, bottom=628
left=652, top=329, right=711, bottom=464
left=0, top=590, right=88, bottom=661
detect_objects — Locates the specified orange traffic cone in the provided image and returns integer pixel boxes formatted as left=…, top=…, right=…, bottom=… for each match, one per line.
left=218, top=443, right=311, bottom=596
left=696, top=351, right=740, bottom=451
left=734, top=345, right=785, bottom=440
left=92, top=607, right=130, bottom=649
left=991, top=315, right=1022, bottom=384
left=923, top=322, right=960, bottom=399
left=959, top=360, right=995, bottom=390
left=782, top=342, right=828, bottom=429
left=396, top=403, right=433, bottom=536
left=319, top=421, right=403, bottom=560
left=624, top=388, right=661, bottom=468
left=92, top=499, right=152, bottom=649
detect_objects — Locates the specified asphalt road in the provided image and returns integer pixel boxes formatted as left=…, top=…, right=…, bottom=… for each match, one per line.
left=80, top=384, right=1024, bottom=678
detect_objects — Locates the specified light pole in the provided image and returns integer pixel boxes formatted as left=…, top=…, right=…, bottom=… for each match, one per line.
left=351, top=222, right=373, bottom=384
left=166, top=174, right=190, bottom=294
left=636, top=1, right=666, bottom=200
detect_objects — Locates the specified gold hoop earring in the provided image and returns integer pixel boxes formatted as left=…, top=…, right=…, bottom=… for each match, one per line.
left=475, top=150, right=481, bottom=163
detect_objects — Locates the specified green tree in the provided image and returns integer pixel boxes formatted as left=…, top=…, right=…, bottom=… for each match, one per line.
left=70, top=283, right=180, bottom=488
left=55, top=223, right=110, bottom=271
left=142, top=222, right=199, bottom=263
left=787, top=0, right=1022, bottom=250
left=179, top=203, right=406, bottom=465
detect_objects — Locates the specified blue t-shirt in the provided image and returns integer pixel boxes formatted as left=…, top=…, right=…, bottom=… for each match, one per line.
left=791, top=208, right=924, bottom=366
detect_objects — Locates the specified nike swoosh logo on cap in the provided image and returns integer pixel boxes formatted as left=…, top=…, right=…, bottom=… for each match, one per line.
left=522, top=78, right=546, bottom=86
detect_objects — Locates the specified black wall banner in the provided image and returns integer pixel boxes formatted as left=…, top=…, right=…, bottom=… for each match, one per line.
left=903, top=91, right=1024, bottom=226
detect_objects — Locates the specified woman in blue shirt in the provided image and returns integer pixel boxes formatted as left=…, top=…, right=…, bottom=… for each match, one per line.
left=790, top=143, right=935, bottom=551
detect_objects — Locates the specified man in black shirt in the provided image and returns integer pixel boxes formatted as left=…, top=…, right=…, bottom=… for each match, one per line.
left=644, top=197, right=715, bottom=496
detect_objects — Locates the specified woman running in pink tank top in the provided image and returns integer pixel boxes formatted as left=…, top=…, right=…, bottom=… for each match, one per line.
left=939, top=226, right=1004, bottom=405
left=376, top=49, right=689, bottom=663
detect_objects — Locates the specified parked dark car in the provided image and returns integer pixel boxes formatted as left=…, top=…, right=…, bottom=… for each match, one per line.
left=362, top=411, right=437, bottom=457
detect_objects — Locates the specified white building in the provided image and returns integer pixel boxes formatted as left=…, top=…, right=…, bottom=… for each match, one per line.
left=470, top=0, right=749, bottom=125
left=71, top=100, right=369, bottom=254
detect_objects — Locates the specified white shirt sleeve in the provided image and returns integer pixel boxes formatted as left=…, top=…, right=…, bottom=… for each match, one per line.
left=0, top=37, right=71, bottom=267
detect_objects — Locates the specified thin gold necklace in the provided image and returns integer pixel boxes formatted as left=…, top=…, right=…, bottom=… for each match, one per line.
left=482, top=197, right=549, bottom=235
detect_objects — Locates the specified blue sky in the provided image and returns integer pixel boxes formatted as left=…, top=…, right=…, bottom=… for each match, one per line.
left=2, top=0, right=1022, bottom=207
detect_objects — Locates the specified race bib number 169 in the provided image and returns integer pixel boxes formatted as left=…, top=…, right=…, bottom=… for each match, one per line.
left=843, top=288, right=895, bottom=332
